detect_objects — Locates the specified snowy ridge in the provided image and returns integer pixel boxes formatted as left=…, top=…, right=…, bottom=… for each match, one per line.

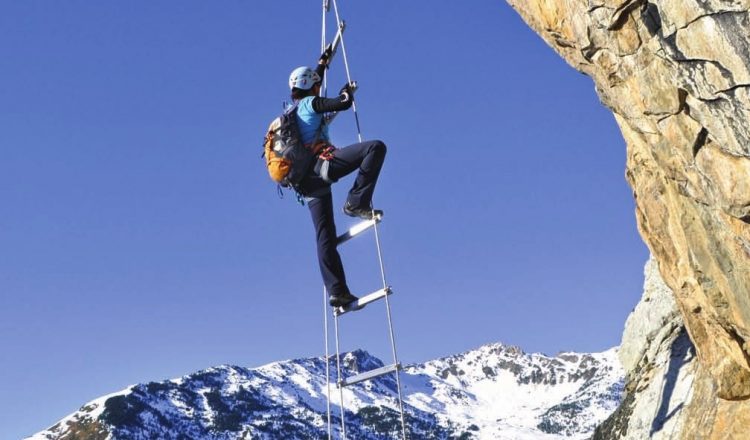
left=406, top=343, right=623, bottom=439
left=26, top=342, right=623, bottom=439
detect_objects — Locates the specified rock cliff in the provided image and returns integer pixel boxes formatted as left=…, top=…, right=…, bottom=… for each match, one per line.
left=504, top=1, right=750, bottom=438
left=594, top=256, right=696, bottom=439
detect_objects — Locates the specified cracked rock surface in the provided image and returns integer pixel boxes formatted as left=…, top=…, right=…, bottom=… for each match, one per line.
left=505, top=1, right=750, bottom=438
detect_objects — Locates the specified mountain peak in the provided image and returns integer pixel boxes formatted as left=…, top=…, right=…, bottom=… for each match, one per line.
left=28, top=341, right=623, bottom=440
left=342, top=349, right=384, bottom=372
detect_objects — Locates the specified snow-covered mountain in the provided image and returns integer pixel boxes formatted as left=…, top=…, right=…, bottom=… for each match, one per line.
left=27, top=343, right=623, bottom=440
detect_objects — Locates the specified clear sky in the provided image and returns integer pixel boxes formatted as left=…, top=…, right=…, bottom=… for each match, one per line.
left=0, top=1, right=648, bottom=438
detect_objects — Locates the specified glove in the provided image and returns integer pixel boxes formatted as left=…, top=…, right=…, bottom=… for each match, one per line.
left=339, top=81, right=357, bottom=97
left=319, top=44, right=333, bottom=66
left=338, top=82, right=355, bottom=103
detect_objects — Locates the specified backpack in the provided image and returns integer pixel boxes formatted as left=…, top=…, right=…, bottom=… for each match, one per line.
left=263, top=103, right=323, bottom=188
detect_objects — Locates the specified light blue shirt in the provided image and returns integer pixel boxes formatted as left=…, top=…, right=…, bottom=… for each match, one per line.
left=295, top=96, right=330, bottom=145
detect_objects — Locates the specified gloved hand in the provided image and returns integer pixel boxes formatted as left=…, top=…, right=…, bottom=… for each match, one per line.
left=339, top=81, right=357, bottom=97
left=319, top=44, right=333, bottom=66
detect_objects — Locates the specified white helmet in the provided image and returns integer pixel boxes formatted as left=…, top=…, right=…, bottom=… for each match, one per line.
left=288, top=66, right=321, bottom=90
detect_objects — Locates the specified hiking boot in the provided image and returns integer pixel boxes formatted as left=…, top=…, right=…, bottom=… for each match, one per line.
left=329, top=291, right=359, bottom=308
left=343, top=203, right=383, bottom=220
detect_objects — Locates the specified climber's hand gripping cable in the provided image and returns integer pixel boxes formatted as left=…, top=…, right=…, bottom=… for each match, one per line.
left=338, top=81, right=357, bottom=103
left=319, top=44, right=334, bottom=67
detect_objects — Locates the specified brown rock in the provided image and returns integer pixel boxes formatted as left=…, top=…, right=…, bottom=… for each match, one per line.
left=505, top=0, right=750, bottom=437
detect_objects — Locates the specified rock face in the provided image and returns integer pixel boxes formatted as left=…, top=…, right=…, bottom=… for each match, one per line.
left=504, top=1, right=750, bottom=438
left=594, top=256, right=696, bottom=439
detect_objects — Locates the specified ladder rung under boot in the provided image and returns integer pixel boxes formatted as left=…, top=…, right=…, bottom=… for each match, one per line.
left=336, top=214, right=383, bottom=246
left=338, top=363, right=401, bottom=388
left=334, top=287, right=393, bottom=316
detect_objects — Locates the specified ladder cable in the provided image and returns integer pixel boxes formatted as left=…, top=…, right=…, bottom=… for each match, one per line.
left=320, top=2, right=407, bottom=438
left=321, top=0, right=328, bottom=99
left=374, top=222, right=408, bottom=438
left=330, top=0, right=363, bottom=143
left=322, top=4, right=332, bottom=439
left=334, top=308, right=347, bottom=439
left=323, top=287, right=332, bottom=440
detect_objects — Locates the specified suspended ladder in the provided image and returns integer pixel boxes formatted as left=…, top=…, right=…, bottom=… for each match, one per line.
left=319, top=1, right=408, bottom=439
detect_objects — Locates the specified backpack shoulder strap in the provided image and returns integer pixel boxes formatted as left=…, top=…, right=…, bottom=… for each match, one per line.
left=284, top=100, right=299, bottom=116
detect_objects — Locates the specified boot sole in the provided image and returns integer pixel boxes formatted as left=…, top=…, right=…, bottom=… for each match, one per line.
left=329, top=297, right=359, bottom=307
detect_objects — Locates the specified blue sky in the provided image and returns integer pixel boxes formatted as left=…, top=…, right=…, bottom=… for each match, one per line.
left=0, top=1, right=648, bottom=438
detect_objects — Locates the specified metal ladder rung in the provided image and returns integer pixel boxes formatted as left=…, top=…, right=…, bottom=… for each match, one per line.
left=334, top=287, right=392, bottom=316
left=338, top=363, right=401, bottom=388
left=336, top=214, right=382, bottom=246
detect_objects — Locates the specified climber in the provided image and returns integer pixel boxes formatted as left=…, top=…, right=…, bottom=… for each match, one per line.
left=288, top=48, right=387, bottom=308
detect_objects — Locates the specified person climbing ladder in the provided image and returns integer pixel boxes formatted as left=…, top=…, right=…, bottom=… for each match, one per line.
left=262, top=6, right=408, bottom=438
left=287, top=48, right=387, bottom=309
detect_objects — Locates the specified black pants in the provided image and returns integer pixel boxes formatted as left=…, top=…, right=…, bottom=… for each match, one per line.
left=299, top=140, right=387, bottom=297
